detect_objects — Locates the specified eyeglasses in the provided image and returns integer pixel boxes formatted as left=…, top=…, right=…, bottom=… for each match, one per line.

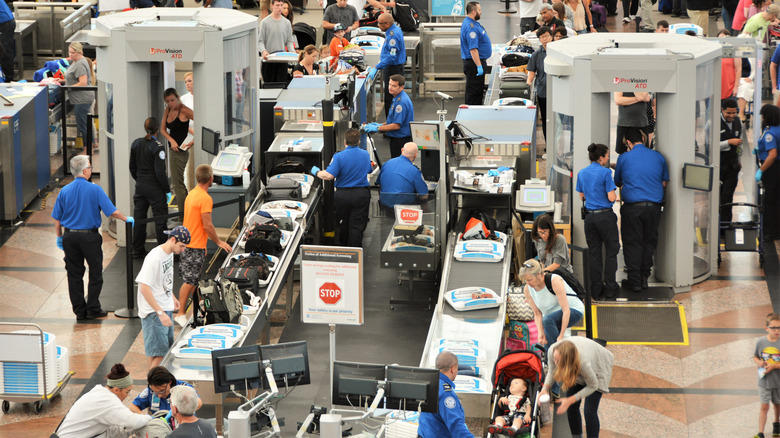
left=522, top=262, right=534, bottom=269
left=538, top=230, right=550, bottom=235
left=769, top=326, right=780, bottom=330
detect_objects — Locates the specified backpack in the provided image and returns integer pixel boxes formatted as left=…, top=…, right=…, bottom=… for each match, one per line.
left=244, top=224, right=283, bottom=256
left=198, top=279, right=243, bottom=324
left=268, top=157, right=306, bottom=176
left=543, top=268, right=587, bottom=302
left=223, top=253, right=273, bottom=296
left=462, top=210, right=503, bottom=241
left=393, top=1, right=420, bottom=32
left=589, top=2, right=607, bottom=28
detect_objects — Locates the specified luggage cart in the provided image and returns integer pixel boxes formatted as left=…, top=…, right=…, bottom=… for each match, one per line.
left=0, top=323, right=74, bottom=414
left=718, top=182, right=764, bottom=268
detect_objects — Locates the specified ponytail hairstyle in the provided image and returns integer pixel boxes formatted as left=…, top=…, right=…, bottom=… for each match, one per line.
left=144, top=117, right=159, bottom=141
left=298, top=44, right=318, bottom=63
left=552, top=341, right=580, bottom=390
left=587, top=143, right=609, bottom=163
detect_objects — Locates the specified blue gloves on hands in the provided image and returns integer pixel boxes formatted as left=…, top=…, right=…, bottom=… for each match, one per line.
left=311, top=166, right=321, bottom=175
left=126, top=216, right=135, bottom=226
left=364, top=123, right=380, bottom=133
left=756, top=169, right=763, bottom=181
left=497, top=166, right=510, bottom=172
left=166, top=192, right=172, bottom=204
left=367, top=68, right=377, bottom=81
left=476, top=65, right=484, bottom=76
left=488, top=169, right=499, bottom=177
left=56, top=236, right=63, bottom=250
left=753, top=147, right=759, bottom=155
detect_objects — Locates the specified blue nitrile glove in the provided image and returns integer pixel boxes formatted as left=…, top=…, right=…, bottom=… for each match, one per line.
left=753, top=147, right=759, bottom=155
left=756, top=169, right=763, bottom=181
left=497, top=166, right=510, bottom=172
left=364, top=123, right=380, bottom=133
left=367, top=67, right=377, bottom=81
left=311, top=165, right=321, bottom=175
left=166, top=192, right=172, bottom=204
left=56, top=236, right=63, bottom=250
left=476, top=65, right=484, bottom=76
left=126, top=216, right=135, bottom=226
left=488, top=169, right=499, bottom=177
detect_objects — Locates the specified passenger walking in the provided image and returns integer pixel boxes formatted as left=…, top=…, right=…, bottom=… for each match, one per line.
left=575, top=143, right=620, bottom=300
left=753, top=313, right=780, bottom=438
left=160, top=88, right=194, bottom=219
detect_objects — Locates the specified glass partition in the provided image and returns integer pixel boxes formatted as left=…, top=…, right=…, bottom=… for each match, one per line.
left=551, top=111, right=574, bottom=221
left=223, top=33, right=253, bottom=149
left=104, top=82, right=114, bottom=135
left=692, top=62, right=713, bottom=279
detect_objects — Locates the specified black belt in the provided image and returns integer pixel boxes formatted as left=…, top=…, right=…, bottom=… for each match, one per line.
left=336, top=186, right=369, bottom=191
left=586, top=208, right=612, bottom=214
left=64, top=228, right=98, bottom=233
left=625, top=201, right=659, bottom=207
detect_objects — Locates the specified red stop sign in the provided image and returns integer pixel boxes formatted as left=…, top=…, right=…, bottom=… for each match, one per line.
left=319, top=282, right=342, bottom=304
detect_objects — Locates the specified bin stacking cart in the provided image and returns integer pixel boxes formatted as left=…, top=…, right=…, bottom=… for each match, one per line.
left=0, top=323, right=74, bottom=414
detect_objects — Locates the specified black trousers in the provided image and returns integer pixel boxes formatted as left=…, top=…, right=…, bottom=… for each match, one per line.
left=463, top=58, right=487, bottom=105
left=584, top=210, right=620, bottom=294
left=261, top=62, right=289, bottom=85
left=719, top=163, right=740, bottom=224
left=762, top=161, right=780, bottom=237
left=389, top=136, right=412, bottom=159
left=334, top=187, right=370, bottom=247
left=382, top=64, right=405, bottom=117
left=0, top=19, right=14, bottom=81
left=536, top=97, right=547, bottom=143
left=133, top=183, right=169, bottom=253
left=620, top=202, right=661, bottom=286
left=622, top=0, right=639, bottom=17
left=63, top=231, right=103, bottom=318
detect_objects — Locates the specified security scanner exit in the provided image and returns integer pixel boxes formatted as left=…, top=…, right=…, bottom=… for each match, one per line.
left=211, top=145, right=253, bottom=186
left=544, top=32, right=724, bottom=291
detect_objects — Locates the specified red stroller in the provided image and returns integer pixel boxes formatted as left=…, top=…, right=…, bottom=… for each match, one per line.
left=487, top=349, right=546, bottom=438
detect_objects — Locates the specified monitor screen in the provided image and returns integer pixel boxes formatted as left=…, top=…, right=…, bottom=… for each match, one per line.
left=410, top=122, right=441, bottom=149
left=212, top=346, right=263, bottom=394
left=332, top=361, right=386, bottom=408
left=202, top=126, right=221, bottom=155
left=683, top=163, right=713, bottom=191
left=523, top=187, right=549, bottom=204
left=385, top=365, right=439, bottom=414
left=259, top=341, right=311, bottom=388
left=216, top=152, right=240, bottom=170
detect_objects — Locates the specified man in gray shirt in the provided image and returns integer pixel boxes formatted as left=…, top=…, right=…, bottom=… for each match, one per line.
left=258, top=0, right=296, bottom=84
left=167, top=386, right=216, bottom=438
left=322, top=0, right=360, bottom=43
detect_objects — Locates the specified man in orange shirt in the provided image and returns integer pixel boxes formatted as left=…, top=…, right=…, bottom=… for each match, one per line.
left=329, top=23, right=350, bottom=70
left=174, top=164, right=233, bottom=327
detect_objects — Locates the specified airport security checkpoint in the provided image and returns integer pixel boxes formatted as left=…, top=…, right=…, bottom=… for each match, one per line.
left=0, top=1, right=769, bottom=437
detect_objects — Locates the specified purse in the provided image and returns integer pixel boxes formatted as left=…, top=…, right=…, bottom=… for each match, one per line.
left=506, top=284, right=535, bottom=321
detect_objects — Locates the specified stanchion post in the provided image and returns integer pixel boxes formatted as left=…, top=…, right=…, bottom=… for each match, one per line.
left=115, top=220, right=138, bottom=318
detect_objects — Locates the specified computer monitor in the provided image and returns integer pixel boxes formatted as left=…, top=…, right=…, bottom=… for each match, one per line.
left=410, top=122, right=441, bottom=149
left=259, top=341, right=311, bottom=388
left=202, top=126, right=221, bottom=155
left=332, top=361, right=386, bottom=408
left=384, top=365, right=439, bottom=414
left=682, top=163, right=713, bottom=191
left=211, top=345, right=263, bottom=394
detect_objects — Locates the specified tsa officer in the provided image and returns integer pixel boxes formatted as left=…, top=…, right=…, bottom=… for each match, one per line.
left=756, top=104, right=780, bottom=240
left=367, top=13, right=406, bottom=117
left=575, top=143, right=620, bottom=300
left=311, top=128, right=373, bottom=246
left=418, top=351, right=475, bottom=438
left=614, top=127, right=669, bottom=292
left=364, top=74, right=414, bottom=159
left=460, top=1, right=492, bottom=105
left=719, top=98, right=743, bottom=224
left=52, top=155, right=134, bottom=321
left=379, top=142, right=429, bottom=211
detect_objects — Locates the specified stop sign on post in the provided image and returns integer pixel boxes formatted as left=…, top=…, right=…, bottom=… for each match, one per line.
left=319, top=282, right=342, bottom=304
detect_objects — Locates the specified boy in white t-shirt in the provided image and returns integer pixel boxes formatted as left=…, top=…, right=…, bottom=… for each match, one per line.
left=137, top=226, right=190, bottom=369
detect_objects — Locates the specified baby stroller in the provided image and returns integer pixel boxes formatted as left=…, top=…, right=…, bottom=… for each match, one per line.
left=488, top=349, right=545, bottom=438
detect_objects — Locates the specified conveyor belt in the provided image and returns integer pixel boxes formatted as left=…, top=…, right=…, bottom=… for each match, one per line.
left=419, top=230, right=512, bottom=416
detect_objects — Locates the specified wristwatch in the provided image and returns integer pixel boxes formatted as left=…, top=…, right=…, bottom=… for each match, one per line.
left=156, top=310, right=164, bottom=316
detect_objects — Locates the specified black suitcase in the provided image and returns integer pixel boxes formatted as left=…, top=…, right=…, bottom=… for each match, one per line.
left=236, top=0, right=258, bottom=9
left=294, top=22, right=317, bottom=48
left=393, top=1, right=420, bottom=32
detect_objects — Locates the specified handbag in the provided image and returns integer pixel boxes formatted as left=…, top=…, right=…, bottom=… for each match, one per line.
left=506, top=284, right=534, bottom=321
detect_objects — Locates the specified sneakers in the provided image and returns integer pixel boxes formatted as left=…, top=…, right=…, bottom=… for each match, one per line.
left=503, top=426, right=518, bottom=437
left=174, top=314, right=189, bottom=327
left=622, top=16, right=630, bottom=23
left=774, top=421, right=780, bottom=437
left=487, top=424, right=502, bottom=435
left=756, top=433, right=765, bottom=438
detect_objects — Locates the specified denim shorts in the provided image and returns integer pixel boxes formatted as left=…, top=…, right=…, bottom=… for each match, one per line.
left=142, top=311, right=174, bottom=357
left=180, top=247, right=206, bottom=285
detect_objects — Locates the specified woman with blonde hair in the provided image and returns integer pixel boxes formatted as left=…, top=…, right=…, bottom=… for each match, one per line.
left=540, top=337, right=614, bottom=438
left=61, top=42, right=95, bottom=148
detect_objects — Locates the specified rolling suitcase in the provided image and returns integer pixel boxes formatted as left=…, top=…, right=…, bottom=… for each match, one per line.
left=500, top=77, right=531, bottom=99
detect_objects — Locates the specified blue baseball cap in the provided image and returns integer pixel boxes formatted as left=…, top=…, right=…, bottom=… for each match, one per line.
left=164, top=226, right=191, bottom=244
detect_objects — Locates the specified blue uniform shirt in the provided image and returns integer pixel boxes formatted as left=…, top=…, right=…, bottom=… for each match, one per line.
left=0, top=0, right=13, bottom=23
left=758, top=125, right=780, bottom=161
left=379, top=155, right=429, bottom=207
left=386, top=90, right=414, bottom=138
left=772, top=47, right=780, bottom=89
left=52, top=177, right=118, bottom=229
left=132, top=380, right=197, bottom=414
left=376, top=23, right=406, bottom=70
left=325, top=145, right=372, bottom=188
left=614, top=144, right=669, bottom=204
left=460, top=17, right=492, bottom=60
left=418, top=373, right=474, bottom=438
left=576, top=162, right=617, bottom=210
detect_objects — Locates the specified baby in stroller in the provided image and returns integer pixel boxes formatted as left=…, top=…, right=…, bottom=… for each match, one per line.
left=488, top=377, right=532, bottom=437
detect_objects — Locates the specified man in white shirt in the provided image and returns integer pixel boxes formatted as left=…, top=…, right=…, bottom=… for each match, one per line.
left=137, top=225, right=189, bottom=369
